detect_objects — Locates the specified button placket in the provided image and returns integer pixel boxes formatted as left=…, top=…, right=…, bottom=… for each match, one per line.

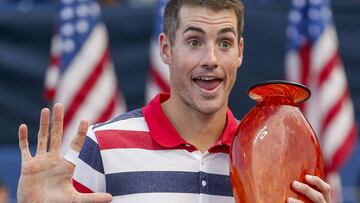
left=199, top=172, right=208, bottom=194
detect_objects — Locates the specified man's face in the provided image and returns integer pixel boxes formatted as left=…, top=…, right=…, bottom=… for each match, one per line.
left=160, top=6, right=243, bottom=115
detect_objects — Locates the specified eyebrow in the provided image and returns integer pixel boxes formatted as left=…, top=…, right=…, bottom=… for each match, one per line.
left=183, top=26, right=205, bottom=36
left=218, top=27, right=237, bottom=38
left=182, top=26, right=237, bottom=38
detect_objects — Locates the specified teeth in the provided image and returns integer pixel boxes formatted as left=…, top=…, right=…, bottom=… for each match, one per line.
left=197, top=77, right=215, bottom=81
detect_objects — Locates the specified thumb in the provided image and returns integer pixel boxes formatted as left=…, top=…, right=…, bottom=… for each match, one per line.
left=71, top=120, right=89, bottom=152
left=63, top=120, right=89, bottom=167
left=77, top=192, right=113, bottom=203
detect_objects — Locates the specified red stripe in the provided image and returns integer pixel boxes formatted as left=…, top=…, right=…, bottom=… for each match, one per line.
left=73, top=179, right=94, bottom=193
left=95, top=90, right=119, bottom=123
left=44, top=55, right=60, bottom=101
left=49, top=55, right=60, bottom=66
left=325, top=124, right=357, bottom=174
left=95, top=130, right=196, bottom=152
left=318, top=52, right=339, bottom=88
left=321, top=89, right=349, bottom=135
left=63, top=49, right=110, bottom=130
left=96, top=130, right=165, bottom=150
left=44, top=88, right=56, bottom=102
left=150, top=66, right=170, bottom=93
left=298, top=42, right=311, bottom=111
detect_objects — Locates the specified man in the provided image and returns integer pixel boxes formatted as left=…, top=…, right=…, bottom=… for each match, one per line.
left=17, top=0, right=331, bottom=202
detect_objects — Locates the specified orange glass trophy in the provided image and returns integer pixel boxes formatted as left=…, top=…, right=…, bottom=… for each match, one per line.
left=229, top=80, right=324, bottom=202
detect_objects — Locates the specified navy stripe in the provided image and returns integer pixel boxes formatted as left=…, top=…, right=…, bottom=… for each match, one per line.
left=93, top=108, right=143, bottom=130
left=106, top=171, right=233, bottom=197
left=78, top=136, right=104, bottom=174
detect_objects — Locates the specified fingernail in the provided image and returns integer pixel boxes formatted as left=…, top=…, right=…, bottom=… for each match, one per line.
left=287, top=197, right=297, bottom=203
left=305, top=174, right=313, bottom=181
left=292, top=181, right=301, bottom=189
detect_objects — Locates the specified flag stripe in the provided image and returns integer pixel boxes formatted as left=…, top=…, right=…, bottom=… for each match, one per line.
left=318, top=52, right=339, bottom=88
left=149, top=65, right=170, bottom=93
left=299, top=42, right=311, bottom=86
left=321, top=88, right=349, bottom=134
left=63, top=49, right=110, bottom=130
left=145, top=0, right=170, bottom=102
left=96, top=90, right=119, bottom=123
left=325, top=124, right=357, bottom=174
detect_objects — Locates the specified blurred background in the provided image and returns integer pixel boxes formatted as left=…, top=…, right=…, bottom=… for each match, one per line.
left=0, top=0, right=359, bottom=202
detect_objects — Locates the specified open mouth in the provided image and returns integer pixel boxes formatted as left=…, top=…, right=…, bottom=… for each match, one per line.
left=193, top=76, right=223, bottom=91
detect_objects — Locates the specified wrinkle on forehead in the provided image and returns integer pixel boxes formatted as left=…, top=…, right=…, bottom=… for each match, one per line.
left=179, top=6, right=237, bottom=31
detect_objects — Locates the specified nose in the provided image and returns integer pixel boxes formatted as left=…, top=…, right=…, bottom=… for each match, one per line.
left=201, top=44, right=218, bottom=69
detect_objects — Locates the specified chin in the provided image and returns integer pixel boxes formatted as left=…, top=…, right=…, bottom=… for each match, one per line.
left=193, top=100, right=225, bottom=115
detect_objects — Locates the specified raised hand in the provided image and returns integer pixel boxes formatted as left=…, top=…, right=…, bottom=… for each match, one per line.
left=17, top=103, right=112, bottom=203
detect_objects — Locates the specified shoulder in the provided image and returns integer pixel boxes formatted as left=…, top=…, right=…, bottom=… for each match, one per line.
left=91, top=108, right=149, bottom=132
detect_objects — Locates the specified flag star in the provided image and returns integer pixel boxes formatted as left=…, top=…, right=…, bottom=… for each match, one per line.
left=60, top=7, right=74, bottom=20
left=308, top=8, right=320, bottom=20
left=321, top=7, right=332, bottom=20
left=76, top=4, right=88, bottom=18
left=308, top=24, right=321, bottom=38
left=90, top=3, right=100, bottom=16
left=289, top=10, right=302, bottom=23
left=292, top=0, right=305, bottom=9
left=76, top=20, right=89, bottom=33
left=309, top=0, right=322, bottom=6
left=62, top=0, right=74, bottom=4
left=61, top=23, right=75, bottom=36
left=286, top=26, right=298, bottom=39
left=63, top=39, right=75, bottom=53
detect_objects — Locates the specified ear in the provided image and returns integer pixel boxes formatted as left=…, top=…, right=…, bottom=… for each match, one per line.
left=159, top=33, right=171, bottom=65
left=237, top=37, right=244, bottom=69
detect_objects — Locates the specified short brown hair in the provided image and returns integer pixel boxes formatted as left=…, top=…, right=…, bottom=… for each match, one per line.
left=163, top=0, right=244, bottom=44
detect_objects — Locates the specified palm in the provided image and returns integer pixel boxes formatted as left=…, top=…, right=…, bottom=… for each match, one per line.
left=17, top=104, right=112, bottom=203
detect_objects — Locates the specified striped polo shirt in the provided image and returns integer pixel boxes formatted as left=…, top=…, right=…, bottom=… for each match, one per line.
left=72, top=94, right=239, bottom=202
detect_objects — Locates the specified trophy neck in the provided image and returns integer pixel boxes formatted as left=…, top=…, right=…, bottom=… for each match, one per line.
left=257, top=96, right=296, bottom=106
left=248, top=80, right=311, bottom=105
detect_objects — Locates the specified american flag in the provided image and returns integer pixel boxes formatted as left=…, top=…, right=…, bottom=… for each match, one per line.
left=44, top=0, right=126, bottom=155
left=285, top=0, right=357, bottom=201
left=145, top=0, right=169, bottom=102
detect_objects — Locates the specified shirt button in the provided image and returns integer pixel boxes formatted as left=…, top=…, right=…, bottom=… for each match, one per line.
left=185, top=144, right=191, bottom=147
left=201, top=180, right=207, bottom=188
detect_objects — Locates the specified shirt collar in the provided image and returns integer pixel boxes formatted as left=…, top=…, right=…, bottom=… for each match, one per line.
left=142, top=93, right=239, bottom=149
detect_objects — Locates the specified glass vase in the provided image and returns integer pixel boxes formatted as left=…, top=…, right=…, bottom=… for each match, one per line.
left=230, top=80, right=324, bottom=203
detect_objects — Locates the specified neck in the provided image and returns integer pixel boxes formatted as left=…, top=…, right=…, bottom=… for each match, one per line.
left=161, top=96, right=227, bottom=153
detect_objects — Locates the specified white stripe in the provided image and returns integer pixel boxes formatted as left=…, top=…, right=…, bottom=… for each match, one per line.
left=112, top=193, right=234, bottom=203
left=73, top=157, right=106, bottom=192
left=60, top=61, right=118, bottom=154
left=304, top=79, right=321, bottom=135
left=318, top=64, right=347, bottom=118
left=285, top=51, right=301, bottom=83
left=95, top=117, right=149, bottom=132
left=55, top=23, right=107, bottom=110
left=50, top=34, right=61, bottom=56
left=311, top=25, right=338, bottom=75
left=323, top=99, right=355, bottom=162
left=150, top=40, right=170, bottom=84
left=145, top=77, right=162, bottom=102
left=102, top=149, right=229, bottom=175
left=44, top=65, right=60, bottom=90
